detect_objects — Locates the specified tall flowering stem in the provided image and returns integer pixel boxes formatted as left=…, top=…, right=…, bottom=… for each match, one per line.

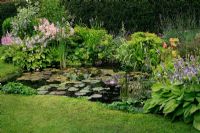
left=156, top=56, right=200, bottom=84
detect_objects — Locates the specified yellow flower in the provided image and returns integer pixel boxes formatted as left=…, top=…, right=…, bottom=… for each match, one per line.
left=172, top=50, right=177, bottom=58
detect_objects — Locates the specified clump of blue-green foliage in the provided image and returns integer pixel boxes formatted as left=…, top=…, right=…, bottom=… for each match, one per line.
left=0, top=82, right=37, bottom=95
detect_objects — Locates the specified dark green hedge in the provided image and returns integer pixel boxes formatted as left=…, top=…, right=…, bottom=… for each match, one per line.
left=0, top=1, right=17, bottom=37
left=1, top=0, right=200, bottom=36
left=62, top=0, right=200, bottom=34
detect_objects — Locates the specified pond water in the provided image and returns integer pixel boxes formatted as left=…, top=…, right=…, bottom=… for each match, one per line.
left=14, top=67, right=151, bottom=103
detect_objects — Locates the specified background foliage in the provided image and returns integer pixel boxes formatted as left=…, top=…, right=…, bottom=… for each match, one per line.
left=2, top=0, right=200, bottom=36
left=62, top=0, right=200, bottom=34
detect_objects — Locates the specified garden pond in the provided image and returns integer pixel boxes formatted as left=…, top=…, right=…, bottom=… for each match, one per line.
left=4, top=67, right=151, bottom=103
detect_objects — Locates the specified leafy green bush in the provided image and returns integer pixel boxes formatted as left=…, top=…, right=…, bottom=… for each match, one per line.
left=1, top=82, right=37, bottom=95
left=39, top=0, right=68, bottom=23
left=66, top=26, right=114, bottom=66
left=0, top=0, right=22, bottom=36
left=144, top=57, right=200, bottom=131
left=116, top=32, right=163, bottom=72
left=10, top=1, right=39, bottom=38
left=144, top=81, right=200, bottom=131
left=1, top=45, right=53, bottom=71
left=2, top=18, right=12, bottom=34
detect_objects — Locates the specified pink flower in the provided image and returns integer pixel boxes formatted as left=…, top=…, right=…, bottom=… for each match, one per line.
left=35, top=18, right=59, bottom=39
left=1, top=33, right=13, bottom=45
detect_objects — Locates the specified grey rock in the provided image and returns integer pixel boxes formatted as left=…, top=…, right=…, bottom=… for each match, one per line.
left=49, top=91, right=66, bottom=95
left=79, top=89, right=91, bottom=94
left=38, top=90, right=49, bottom=95
left=92, top=87, right=105, bottom=92
left=89, top=94, right=102, bottom=99
left=68, top=87, right=79, bottom=92
left=37, top=86, right=50, bottom=91
left=75, top=92, right=87, bottom=96
left=74, top=83, right=85, bottom=88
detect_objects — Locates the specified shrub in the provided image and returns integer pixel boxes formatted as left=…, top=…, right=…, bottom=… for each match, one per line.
left=66, top=26, right=114, bottom=66
left=144, top=57, right=200, bottom=131
left=10, top=1, right=39, bottom=38
left=2, top=18, right=12, bottom=34
left=116, top=32, right=163, bottom=72
left=1, top=45, right=54, bottom=71
left=0, top=0, right=22, bottom=36
left=39, top=0, right=68, bottom=23
left=1, top=82, right=37, bottom=95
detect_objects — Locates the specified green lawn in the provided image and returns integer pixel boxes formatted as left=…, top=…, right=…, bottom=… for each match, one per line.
left=0, top=61, right=21, bottom=82
left=0, top=95, right=198, bottom=133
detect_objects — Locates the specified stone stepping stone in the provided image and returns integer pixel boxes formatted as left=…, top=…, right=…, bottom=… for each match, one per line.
left=38, top=90, right=49, bottom=95
left=75, top=92, right=87, bottom=96
left=79, top=89, right=91, bottom=94
left=68, top=87, right=79, bottom=92
left=92, top=87, right=105, bottom=92
left=57, top=83, right=69, bottom=91
left=49, top=91, right=66, bottom=95
left=82, top=80, right=102, bottom=88
left=88, top=94, right=102, bottom=100
left=83, top=85, right=91, bottom=90
left=74, top=83, right=86, bottom=88
left=37, top=86, right=50, bottom=91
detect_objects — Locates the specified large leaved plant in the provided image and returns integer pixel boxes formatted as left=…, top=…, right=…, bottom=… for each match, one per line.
left=144, top=56, right=200, bottom=131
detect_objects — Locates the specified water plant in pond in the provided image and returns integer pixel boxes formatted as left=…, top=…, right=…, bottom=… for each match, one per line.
left=115, top=32, right=161, bottom=100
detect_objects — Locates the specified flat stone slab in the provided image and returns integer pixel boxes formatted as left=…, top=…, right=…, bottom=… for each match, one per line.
left=68, top=87, right=79, bottom=92
left=37, top=86, right=50, bottom=91
left=74, top=83, right=86, bottom=88
left=49, top=91, right=66, bottom=95
left=89, top=94, right=102, bottom=99
left=38, top=90, right=49, bottom=95
left=79, top=89, right=91, bottom=94
left=75, top=92, right=87, bottom=96
left=92, top=87, right=105, bottom=92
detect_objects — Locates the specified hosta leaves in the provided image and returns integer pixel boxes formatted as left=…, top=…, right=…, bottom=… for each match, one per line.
left=196, top=97, right=200, bottom=103
left=163, top=99, right=179, bottom=114
left=152, top=82, right=163, bottom=92
left=144, top=79, right=200, bottom=131
left=190, top=104, right=199, bottom=115
left=194, top=112, right=200, bottom=131
left=183, top=102, right=191, bottom=108
left=184, top=93, right=196, bottom=102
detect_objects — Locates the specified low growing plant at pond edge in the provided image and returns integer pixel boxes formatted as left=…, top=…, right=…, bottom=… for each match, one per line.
left=107, top=98, right=144, bottom=113
left=144, top=56, right=200, bottom=131
left=1, top=82, right=37, bottom=95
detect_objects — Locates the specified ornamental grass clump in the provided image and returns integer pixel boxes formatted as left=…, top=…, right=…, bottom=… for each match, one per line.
left=144, top=56, right=200, bottom=131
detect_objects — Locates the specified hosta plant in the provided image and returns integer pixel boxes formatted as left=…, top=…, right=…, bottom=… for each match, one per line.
left=144, top=56, right=200, bottom=131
